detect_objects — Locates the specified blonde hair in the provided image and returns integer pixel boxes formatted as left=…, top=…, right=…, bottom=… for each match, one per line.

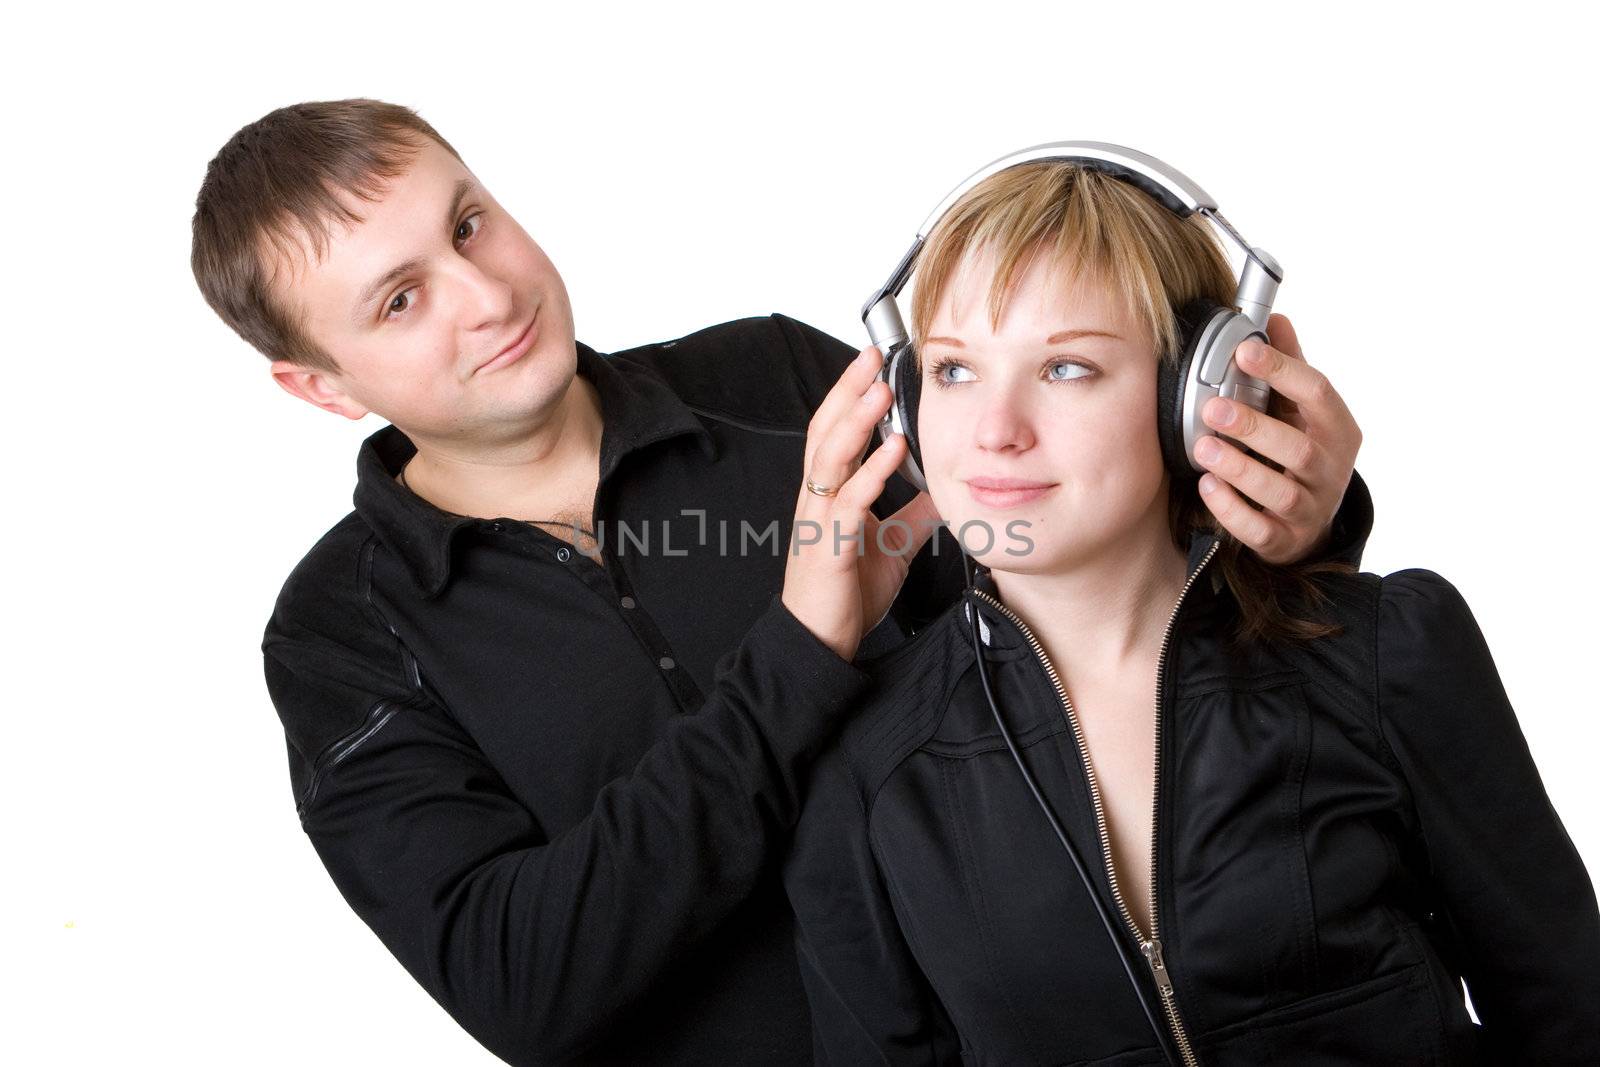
left=908, top=159, right=1349, bottom=646
left=909, top=161, right=1236, bottom=363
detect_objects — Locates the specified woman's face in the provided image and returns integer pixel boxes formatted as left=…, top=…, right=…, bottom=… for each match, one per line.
left=917, top=246, right=1171, bottom=576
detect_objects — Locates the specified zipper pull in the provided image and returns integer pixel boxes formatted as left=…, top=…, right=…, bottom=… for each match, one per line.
left=1141, top=938, right=1176, bottom=998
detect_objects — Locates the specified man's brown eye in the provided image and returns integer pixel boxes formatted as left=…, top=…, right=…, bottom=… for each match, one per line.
left=455, top=213, right=483, bottom=244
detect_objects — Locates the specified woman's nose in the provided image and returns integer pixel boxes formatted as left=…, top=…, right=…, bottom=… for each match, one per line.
left=973, top=392, right=1036, bottom=454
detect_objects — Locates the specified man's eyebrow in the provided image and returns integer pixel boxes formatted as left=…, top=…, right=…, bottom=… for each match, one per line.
left=352, top=177, right=479, bottom=323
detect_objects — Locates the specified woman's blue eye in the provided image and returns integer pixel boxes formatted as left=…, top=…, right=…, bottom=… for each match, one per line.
left=933, top=361, right=975, bottom=385
left=1047, top=361, right=1092, bottom=382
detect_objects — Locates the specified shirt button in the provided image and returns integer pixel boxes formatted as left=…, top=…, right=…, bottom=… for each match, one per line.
left=620, top=596, right=637, bottom=609
left=658, top=656, right=675, bottom=671
left=489, top=521, right=504, bottom=532
left=556, top=547, right=572, bottom=563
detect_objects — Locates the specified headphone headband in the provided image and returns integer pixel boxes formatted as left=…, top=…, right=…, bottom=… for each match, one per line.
left=916, top=140, right=1218, bottom=235
left=861, top=140, right=1283, bottom=494
left=862, top=141, right=1279, bottom=336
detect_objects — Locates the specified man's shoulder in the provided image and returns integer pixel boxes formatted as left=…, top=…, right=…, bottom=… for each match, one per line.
left=610, top=313, right=857, bottom=426
left=264, top=509, right=384, bottom=648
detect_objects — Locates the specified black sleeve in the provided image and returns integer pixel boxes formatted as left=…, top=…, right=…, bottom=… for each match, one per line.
left=784, top=739, right=963, bottom=1065
left=265, top=590, right=869, bottom=1063
left=1375, top=569, right=1600, bottom=1063
left=1311, top=468, right=1374, bottom=570
left=772, top=313, right=966, bottom=631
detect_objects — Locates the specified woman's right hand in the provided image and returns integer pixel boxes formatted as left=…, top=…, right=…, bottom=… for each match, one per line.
left=781, top=346, right=939, bottom=662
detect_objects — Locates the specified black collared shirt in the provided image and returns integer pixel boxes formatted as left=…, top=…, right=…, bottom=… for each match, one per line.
left=263, top=315, right=959, bottom=1065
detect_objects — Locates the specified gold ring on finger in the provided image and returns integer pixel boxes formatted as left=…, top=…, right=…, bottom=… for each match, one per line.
left=805, top=478, right=840, bottom=498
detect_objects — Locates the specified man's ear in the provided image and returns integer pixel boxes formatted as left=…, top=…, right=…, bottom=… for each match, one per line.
left=270, top=360, right=370, bottom=420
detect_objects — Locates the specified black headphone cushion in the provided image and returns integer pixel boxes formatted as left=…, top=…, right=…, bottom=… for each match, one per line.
left=1159, top=300, right=1225, bottom=480
left=893, top=342, right=924, bottom=472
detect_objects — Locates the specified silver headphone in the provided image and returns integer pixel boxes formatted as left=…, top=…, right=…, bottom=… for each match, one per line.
left=861, top=141, right=1283, bottom=491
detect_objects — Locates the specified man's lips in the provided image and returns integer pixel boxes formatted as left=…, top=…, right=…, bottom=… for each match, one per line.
left=475, top=310, right=539, bottom=375
left=965, top=477, right=1058, bottom=509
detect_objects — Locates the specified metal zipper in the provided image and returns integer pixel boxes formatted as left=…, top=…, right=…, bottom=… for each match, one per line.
left=972, top=539, right=1218, bottom=1067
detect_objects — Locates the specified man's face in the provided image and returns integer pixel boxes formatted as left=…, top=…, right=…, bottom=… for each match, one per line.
left=268, top=138, right=577, bottom=445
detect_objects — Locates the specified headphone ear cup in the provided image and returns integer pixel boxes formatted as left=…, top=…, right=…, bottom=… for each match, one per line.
left=1159, top=300, right=1222, bottom=480
left=893, top=342, right=924, bottom=473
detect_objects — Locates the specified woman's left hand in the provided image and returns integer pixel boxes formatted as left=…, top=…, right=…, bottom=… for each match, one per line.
left=1192, top=313, right=1362, bottom=565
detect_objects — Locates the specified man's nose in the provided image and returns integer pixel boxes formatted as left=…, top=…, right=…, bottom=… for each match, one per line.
left=451, top=259, right=515, bottom=328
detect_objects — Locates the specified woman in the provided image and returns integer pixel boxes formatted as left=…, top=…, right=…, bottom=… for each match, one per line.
left=783, top=160, right=1600, bottom=1065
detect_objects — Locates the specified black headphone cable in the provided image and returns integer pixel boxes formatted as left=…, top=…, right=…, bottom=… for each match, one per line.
left=959, top=552, right=1183, bottom=1067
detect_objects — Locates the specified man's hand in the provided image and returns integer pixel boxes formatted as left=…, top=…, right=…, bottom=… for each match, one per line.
left=781, top=347, right=939, bottom=662
left=1192, top=313, right=1362, bottom=565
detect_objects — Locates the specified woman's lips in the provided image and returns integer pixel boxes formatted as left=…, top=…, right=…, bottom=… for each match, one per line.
left=965, top=478, right=1057, bottom=509
left=476, top=309, right=539, bottom=375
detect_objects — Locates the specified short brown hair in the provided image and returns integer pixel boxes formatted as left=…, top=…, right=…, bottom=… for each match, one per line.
left=190, top=99, right=464, bottom=373
left=912, top=161, right=1348, bottom=646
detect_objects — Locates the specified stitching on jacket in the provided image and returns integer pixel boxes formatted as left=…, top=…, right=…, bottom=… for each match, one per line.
left=1366, top=576, right=1406, bottom=780
left=848, top=757, right=959, bottom=1061
left=1285, top=684, right=1321, bottom=991
left=358, top=536, right=425, bottom=696
left=1179, top=670, right=1304, bottom=699
left=1368, top=576, right=1424, bottom=845
left=919, top=718, right=1066, bottom=760
left=940, top=757, right=1045, bottom=1063
left=855, top=626, right=972, bottom=807
left=296, top=534, right=442, bottom=818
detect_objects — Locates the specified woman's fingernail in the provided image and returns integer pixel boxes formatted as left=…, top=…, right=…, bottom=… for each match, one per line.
left=1199, top=473, right=1219, bottom=495
left=1195, top=437, right=1221, bottom=465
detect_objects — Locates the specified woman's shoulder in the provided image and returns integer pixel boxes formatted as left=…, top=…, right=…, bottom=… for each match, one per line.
left=1292, top=566, right=1478, bottom=646
left=839, top=601, right=975, bottom=784
left=1373, top=568, right=1476, bottom=627
left=1240, top=567, right=1480, bottom=706
left=1267, top=567, right=1496, bottom=727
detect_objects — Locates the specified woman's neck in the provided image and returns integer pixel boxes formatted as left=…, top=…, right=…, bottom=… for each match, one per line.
left=990, top=507, right=1190, bottom=689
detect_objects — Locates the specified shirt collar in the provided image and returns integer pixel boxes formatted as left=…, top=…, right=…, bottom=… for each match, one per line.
left=352, top=340, right=713, bottom=598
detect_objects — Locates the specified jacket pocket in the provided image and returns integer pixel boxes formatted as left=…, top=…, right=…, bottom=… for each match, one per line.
left=1164, top=680, right=1321, bottom=1025
left=1199, top=960, right=1453, bottom=1065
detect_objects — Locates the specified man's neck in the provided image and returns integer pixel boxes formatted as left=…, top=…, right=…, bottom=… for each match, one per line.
left=396, top=375, right=605, bottom=525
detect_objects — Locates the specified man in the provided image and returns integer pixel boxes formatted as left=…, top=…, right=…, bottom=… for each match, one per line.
left=191, top=100, right=1368, bottom=1064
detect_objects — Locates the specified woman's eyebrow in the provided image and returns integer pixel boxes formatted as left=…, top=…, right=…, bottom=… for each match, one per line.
left=1045, top=328, right=1121, bottom=343
left=923, top=328, right=1122, bottom=348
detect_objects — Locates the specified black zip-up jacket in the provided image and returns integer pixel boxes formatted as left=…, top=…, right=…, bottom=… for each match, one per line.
left=784, top=533, right=1600, bottom=1065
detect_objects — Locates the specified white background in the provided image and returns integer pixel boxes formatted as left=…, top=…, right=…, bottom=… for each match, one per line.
left=6, top=2, right=1596, bottom=1062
